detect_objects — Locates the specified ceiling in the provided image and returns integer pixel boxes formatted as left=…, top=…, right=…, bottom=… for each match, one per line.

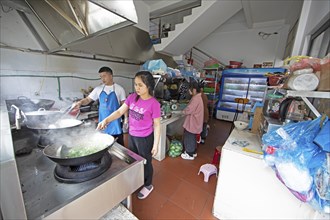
left=143, top=0, right=303, bottom=28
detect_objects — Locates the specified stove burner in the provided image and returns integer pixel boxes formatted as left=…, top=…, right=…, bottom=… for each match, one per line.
left=54, top=152, right=112, bottom=183
left=37, top=131, right=53, bottom=148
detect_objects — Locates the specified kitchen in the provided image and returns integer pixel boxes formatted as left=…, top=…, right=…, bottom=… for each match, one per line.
left=1, top=0, right=330, bottom=219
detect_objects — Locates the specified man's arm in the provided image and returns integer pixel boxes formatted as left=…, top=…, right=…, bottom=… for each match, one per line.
left=73, top=97, right=93, bottom=109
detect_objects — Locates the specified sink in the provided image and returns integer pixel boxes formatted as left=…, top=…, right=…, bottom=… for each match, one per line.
left=11, top=127, right=39, bottom=156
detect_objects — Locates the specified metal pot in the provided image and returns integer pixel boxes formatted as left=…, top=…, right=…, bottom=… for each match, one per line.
left=26, top=118, right=83, bottom=130
left=43, top=133, right=115, bottom=166
left=24, top=109, right=63, bottom=127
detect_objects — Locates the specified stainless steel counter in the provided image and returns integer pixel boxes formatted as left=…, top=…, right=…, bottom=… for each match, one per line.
left=0, top=100, right=145, bottom=219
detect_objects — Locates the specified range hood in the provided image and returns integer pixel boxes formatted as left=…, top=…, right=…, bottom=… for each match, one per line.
left=0, top=0, right=174, bottom=64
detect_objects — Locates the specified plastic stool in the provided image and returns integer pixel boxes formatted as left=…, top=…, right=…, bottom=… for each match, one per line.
left=198, top=163, right=217, bottom=182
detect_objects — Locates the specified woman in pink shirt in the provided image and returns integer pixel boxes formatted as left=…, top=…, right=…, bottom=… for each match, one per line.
left=97, top=71, right=161, bottom=199
left=181, top=80, right=204, bottom=160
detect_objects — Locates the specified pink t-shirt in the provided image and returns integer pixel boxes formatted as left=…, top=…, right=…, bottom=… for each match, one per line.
left=125, top=93, right=161, bottom=137
left=183, top=93, right=204, bottom=134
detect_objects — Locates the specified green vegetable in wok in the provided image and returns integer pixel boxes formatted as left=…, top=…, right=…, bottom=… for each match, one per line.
left=65, top=146, right=103, bottom=158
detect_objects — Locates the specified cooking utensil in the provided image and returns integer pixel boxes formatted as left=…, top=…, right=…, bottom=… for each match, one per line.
left=24, top=109, right=63, bottom=128
left=43, top=133, right=115, bottom=166
left=6, top=97, right=55, bottom=125
left=6, top=96, right=55, bottom=111
left=26, top=118, right=83, bottom=130
left=61, top=104, right=75, bottom=115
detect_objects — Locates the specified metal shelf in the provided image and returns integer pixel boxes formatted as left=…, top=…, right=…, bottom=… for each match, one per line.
left=286, top=90, right=330, bottom=117
left=286, top=90, right=330, bottom=99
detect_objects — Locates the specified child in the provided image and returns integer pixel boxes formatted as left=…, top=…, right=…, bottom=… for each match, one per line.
left=199, top=81, right=209, bottom=144
left=97, top=71, right=161, bottom=199
left=181, top=80, right=204, bottom=160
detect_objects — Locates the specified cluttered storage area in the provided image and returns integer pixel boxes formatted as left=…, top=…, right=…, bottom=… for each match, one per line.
left=212, top=56, right=330, bottom=219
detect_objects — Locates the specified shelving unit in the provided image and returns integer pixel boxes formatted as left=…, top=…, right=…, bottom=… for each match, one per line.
left=286, top=90, right=330, bottom=117
left=202, top=68, right=221, bottom=118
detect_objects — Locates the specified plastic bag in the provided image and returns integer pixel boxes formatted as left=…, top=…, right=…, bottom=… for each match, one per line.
left=309, top=155, right=330, bottom=214
left=262, top=117, right=326, bottom=169
left=314, top=120, right=330, bottom=152
left=141, top=59, right=167, bottom=74
left=168, top=140, right=183, bottom=157
left=275, top=168, right=314, bottom=202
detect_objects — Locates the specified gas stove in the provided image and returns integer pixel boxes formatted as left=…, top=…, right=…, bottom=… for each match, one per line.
left=2, top=98, right=144, bottom=219
left=14, top=143, right=144, bottom=219
left=54, top=152, right=112, bottom=183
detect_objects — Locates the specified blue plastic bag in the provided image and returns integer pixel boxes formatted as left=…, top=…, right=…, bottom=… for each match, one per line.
left=314, top=120, right=330, bottom=152
left=141, top=59, right=167, bottom=73
left=262, top=117, right=326, bottom=169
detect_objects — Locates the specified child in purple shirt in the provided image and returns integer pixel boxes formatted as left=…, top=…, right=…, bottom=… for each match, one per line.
left=97, top=71, right=161, bottom=199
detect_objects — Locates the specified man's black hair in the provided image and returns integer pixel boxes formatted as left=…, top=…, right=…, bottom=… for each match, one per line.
left=98, top=66, right=113, bottom=75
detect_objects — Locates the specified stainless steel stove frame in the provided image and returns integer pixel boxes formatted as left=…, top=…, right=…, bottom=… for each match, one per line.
left=0, top=101, right=145, bottom=219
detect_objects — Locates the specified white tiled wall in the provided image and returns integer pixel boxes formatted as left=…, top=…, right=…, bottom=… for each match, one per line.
left=0, top=49, right=139, bottom=109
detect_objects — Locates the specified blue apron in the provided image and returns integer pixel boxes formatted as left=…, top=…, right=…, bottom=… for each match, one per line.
left=98, top=85, right=122, bottom=135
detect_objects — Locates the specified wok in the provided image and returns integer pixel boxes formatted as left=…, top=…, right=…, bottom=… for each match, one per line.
left=43, top=133, right=115, bottom=166
left=24, top=109, right=63, bottom=126
left=6, top=97, right=55, bottom=124
left=6, top=96, right=55, bottom=111
left=26, top=118, right=83, bottom=130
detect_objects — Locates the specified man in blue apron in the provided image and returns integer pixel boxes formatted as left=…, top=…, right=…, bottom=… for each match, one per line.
left=73, top=67, right=127, bottom=145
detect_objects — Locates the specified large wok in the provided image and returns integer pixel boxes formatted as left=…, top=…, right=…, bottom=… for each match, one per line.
left=6, top=96, right=55, bottom=111
left=26, top=118, right=83, bottom=130
left=43, top=133, right=115, bottom=166
left=6, top=97, right=55, bottom=124
left=24, top=109, right=63, bottom=127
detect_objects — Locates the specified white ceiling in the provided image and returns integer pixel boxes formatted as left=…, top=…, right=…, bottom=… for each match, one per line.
left=143, top=0, right=303, bottom=28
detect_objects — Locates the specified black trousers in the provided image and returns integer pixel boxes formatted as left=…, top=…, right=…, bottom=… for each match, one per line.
left=183, top=129, right=197, bottom=156
left=128, top=133, right=154, bottom=186
left=201, top=122, right=208, bottom=139
left=113, top=134, right=124, bottom=146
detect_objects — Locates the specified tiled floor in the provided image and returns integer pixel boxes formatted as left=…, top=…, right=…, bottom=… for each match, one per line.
left=131, top=118, right=232, bottom=220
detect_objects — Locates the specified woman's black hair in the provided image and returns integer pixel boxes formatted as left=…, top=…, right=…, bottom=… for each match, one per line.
left=189, top=80, right=201, bottom=93
left=135, top=71, right=155, bottom=101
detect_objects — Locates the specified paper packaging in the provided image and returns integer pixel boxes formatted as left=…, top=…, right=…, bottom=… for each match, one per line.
left=316, top=62, right=330, bottom=91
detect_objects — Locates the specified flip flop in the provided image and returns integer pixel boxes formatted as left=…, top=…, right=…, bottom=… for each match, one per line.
left=138, top=185, right=154, bottom=199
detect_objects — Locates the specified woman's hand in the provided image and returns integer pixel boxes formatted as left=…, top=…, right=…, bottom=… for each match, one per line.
left=96, top=119, right=108, bottom=130
left=151, top=145, right=158, bottom=157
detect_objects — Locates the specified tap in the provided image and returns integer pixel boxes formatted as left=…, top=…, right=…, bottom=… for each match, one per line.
left=10, top=105, right=23, bottom=129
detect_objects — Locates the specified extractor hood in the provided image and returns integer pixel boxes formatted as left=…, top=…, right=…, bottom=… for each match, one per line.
left=0, top=0, right=171, bottom=64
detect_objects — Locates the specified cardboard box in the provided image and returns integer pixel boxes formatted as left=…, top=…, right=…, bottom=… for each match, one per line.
left=251, top=107, right=263, bottom=134
left=316, top=62, right=330, bottom=91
